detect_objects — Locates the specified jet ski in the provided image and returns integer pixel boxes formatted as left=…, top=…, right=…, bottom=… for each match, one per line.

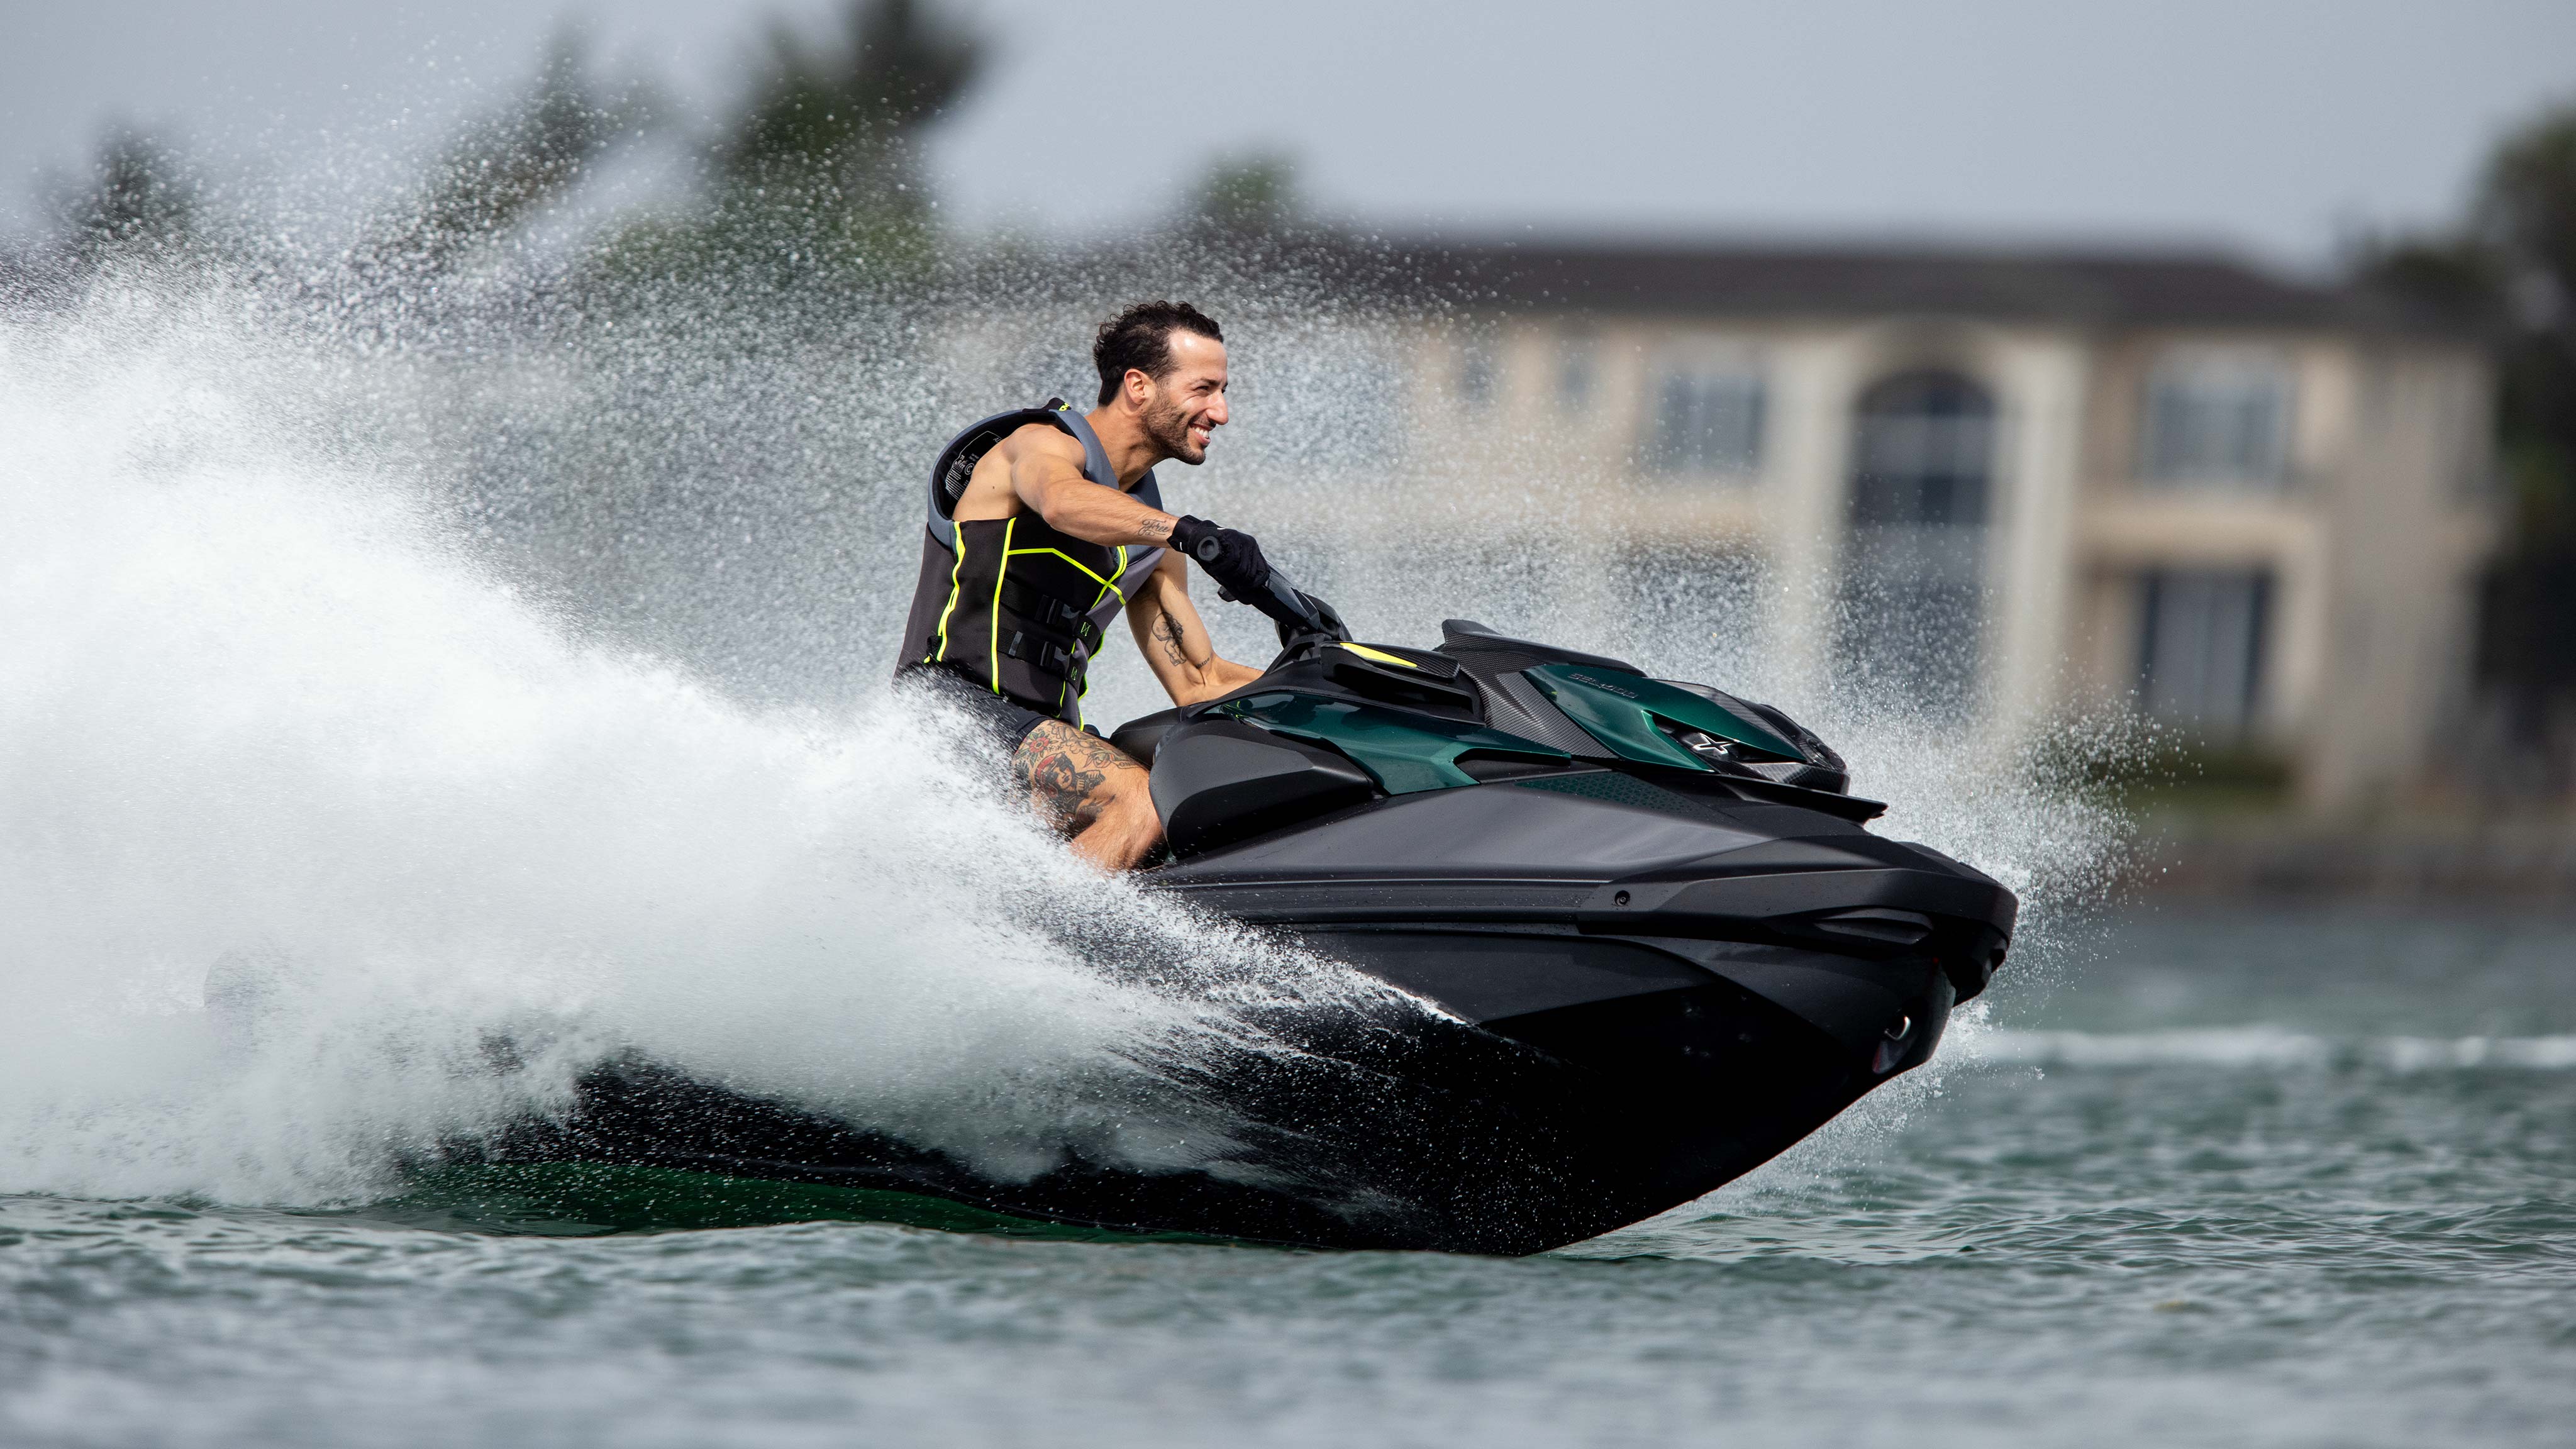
left=458, top=573, right=2016, bottom=1254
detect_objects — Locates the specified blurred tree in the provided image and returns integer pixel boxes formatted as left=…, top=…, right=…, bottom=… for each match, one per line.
left=2353, top=235, right=2510, bottom=329
left=719, top=0, right=982, bottom=218
left=2361, top=101, right=2576, bottom=765
left=1186, top=152, right=1304, bottom=238
left=50, top=124, right=201, bottom=268
left=594, top=0, right=985, bottom=287
left=359, top=30, right=645, bottom=282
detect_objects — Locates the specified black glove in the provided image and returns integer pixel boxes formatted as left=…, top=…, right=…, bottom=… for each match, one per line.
left=1168, top=515, right=1273, bottom=604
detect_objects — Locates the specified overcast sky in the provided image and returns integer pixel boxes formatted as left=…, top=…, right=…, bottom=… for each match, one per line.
left=7, top=0, right=2575, bottom=265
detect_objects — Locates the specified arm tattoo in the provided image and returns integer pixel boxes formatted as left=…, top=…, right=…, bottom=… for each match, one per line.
left=1139, top=514, right=1174, bottom=543
left=1152, top=613, right=1192, bottom=668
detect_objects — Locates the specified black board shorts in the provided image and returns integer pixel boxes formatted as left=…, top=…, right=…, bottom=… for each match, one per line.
left=896, top=662, right=1057, bottom=757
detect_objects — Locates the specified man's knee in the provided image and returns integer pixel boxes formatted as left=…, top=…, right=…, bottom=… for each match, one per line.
left=1103, top=770, right=1161, bottom=830
left=1014, top=722, right=1148, bottom=832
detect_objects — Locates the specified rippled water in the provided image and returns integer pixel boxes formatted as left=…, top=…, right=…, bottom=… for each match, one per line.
left=4, top=907, right=2569, bottom=1448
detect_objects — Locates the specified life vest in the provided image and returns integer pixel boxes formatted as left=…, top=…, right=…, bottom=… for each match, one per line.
left=895, top=400, right=1167, bottom=724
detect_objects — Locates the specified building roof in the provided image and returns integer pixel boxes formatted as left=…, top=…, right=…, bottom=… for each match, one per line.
left=1399, top=238, right=2419, bottom=331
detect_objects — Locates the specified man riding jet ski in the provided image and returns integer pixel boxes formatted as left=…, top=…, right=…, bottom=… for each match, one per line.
left=466, top=469, right=2018, bottom=1250
left=894, top=299, right=1299, bottom=870
left=448, top=300, right=2023, bottom=1252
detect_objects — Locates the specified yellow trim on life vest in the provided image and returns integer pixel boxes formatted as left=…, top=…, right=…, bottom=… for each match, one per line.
left=990, top=517, right=1014, bottom=692
left=1340, top=643, right=1419, bottom=669
left=1098, top=545, right=1129, bottom=611
left=1002, top=544, right=1127, bottom=597
left=930, top=531, right=967, bottom=665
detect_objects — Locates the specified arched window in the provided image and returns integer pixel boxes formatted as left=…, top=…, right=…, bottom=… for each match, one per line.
left=1837, top=370, right=1996, bottom=713
left=1849, top=371, right=1994, bottom=528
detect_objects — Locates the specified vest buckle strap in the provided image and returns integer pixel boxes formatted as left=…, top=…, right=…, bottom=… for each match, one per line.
left=997, top=577, right=1106, bottom=651
left=1002, top=629, right=1084, bottom=682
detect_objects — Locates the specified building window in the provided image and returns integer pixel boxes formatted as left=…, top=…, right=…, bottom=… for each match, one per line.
left=1557, top=335, right=1598, bottom=413
left=1648, top=370, right=1763, bottom=476
left=2141, top=352, right=2293, bottom=488
left=1850, top=370, right=1996, bottom=527
left=1836, top=370, right=1997, bottom=714
left=1458, top=333, right=1498, bottom=411
left=2138, top=567, right=2271, bottom=740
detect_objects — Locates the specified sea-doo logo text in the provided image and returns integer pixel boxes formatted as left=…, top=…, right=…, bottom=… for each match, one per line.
left=1568, top=671, right=1640, bottom=699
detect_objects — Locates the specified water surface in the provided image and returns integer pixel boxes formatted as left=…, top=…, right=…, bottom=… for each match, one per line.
left=6, top=908, right=2570, bottom=1448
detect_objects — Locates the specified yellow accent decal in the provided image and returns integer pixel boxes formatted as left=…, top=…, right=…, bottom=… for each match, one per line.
left=1339, top=643, right=1419, bottom=669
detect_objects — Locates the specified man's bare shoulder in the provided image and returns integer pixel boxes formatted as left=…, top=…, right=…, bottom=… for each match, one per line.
left=959, top=418, right=1080, bottom=518
left=997, top=419, right=1083, bottom=467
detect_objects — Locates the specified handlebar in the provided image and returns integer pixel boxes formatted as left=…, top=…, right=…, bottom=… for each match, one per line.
left=1208, top=565, right=1351, bottom=669
left=1249, top=567, right=1345, bottom=641
left=1186, top=526, right=1351, bottom=662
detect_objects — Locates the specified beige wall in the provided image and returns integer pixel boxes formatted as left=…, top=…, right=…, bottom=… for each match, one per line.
left=1380, top=309, right=2495, bottom=814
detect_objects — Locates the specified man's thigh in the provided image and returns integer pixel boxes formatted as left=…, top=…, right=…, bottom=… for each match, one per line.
left=1012, top=719, right=1147, bottom=832
left=896, top=663, right=1051, bottom=757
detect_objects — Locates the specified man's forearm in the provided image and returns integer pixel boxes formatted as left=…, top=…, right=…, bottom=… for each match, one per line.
left=1206, top=657, right=1267, bottom=691
left=1030, top=478, right=1176, bottom=547
left=1167, top=664, right=1260, bottom=706
left=1171, top=658, right=1266, bottom=704
left=1145, top=613, right=1265, bottom=702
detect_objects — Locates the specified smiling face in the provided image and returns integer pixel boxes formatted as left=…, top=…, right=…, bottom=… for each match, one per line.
left=1132, top=330, right=1230, bottom=465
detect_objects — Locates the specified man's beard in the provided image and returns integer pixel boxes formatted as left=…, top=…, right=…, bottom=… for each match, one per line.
left=1143, top=392, right=1206, bottom=464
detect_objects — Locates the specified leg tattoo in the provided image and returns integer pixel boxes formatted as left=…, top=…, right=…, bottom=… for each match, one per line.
left=1013, top=723, right=1142, bottom=836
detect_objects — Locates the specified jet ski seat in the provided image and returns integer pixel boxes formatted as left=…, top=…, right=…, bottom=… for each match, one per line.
left=1109, top=708, right=1187, bottom=767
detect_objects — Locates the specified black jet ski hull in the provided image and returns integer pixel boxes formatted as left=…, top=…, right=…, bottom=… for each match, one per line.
left=457, top=621, right=2016, bottom=1254
left=460, top=927, right=1951, bottom=1255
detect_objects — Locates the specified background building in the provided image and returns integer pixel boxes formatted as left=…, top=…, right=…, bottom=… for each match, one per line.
left=1360, top=243, right=2496, bottom=815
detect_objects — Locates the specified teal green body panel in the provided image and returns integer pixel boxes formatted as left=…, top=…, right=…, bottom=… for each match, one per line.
left=1523, top=663, right=1802, bottom=772
left=1218, top=693, right=1568, bottom=793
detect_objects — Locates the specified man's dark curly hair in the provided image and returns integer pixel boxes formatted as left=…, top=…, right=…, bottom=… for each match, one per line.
left=1094, top=301, right=1224, bottom=405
